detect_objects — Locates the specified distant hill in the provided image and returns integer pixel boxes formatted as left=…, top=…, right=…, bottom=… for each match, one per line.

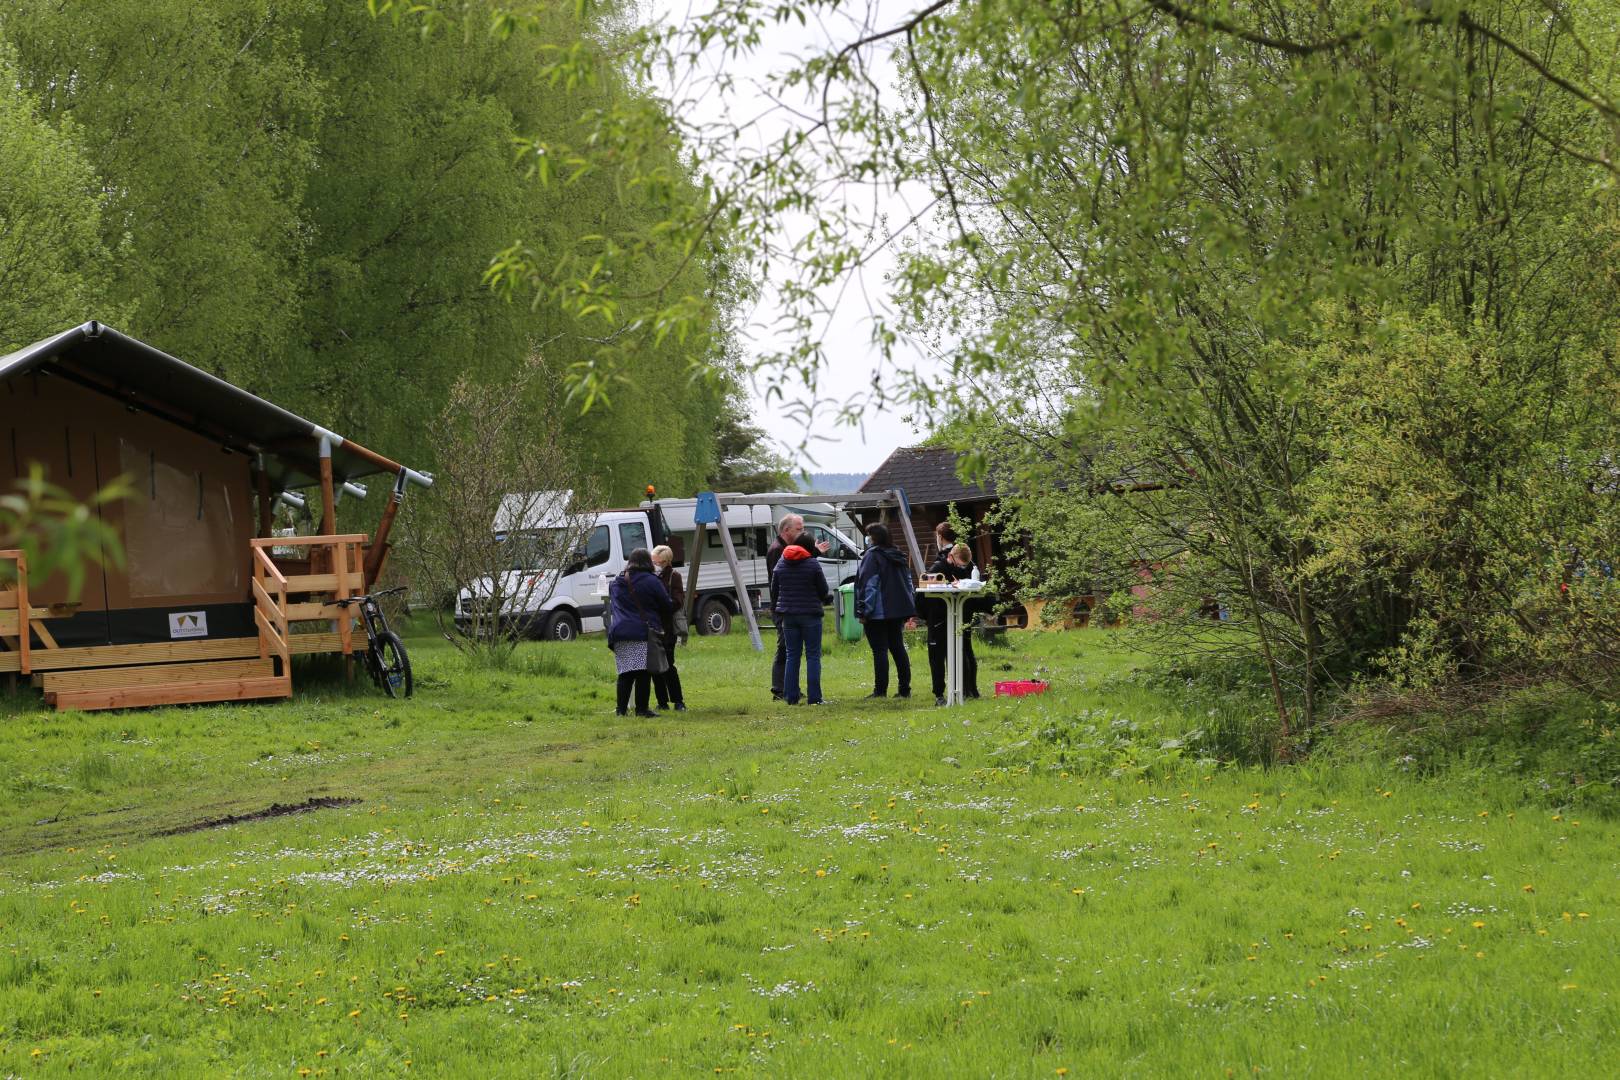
left=797, top=472, right=868, bottom=495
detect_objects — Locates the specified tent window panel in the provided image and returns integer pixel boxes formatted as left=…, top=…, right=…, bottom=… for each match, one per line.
left=119, top=437, right=244, bottom=600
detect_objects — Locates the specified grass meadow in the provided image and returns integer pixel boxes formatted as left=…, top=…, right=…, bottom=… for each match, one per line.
left=0, top=626, right=1616, bottom=1077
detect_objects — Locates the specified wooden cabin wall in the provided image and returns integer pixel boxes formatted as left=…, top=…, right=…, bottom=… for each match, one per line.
left=3, top=373, right=253, bottom=611
left=3, top=374, right=111, bottom=609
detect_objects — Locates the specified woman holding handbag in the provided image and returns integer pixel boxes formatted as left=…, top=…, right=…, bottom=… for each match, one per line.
left=650, top=545, right=688, bottom=711
left=607, top=548, right=673, bottom=717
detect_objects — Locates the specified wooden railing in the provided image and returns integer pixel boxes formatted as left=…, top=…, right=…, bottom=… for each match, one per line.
left=0, top=549, right=28, bottom=675
left=250, top=534, right=367, bottom=659
left=250, top=542, right=290, bottom=683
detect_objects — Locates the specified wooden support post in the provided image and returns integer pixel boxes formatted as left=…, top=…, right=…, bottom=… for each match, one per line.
left=363, top=472, right=405, bottom=590
left=256, top=460, right=274, bottom=538
left=713, top=506, right=762, bottom=651
left=15, top=551, right=28, bottom=677
left=685, top=521, right=707, bottom=626
left=318, top=438, right=336, bottom=537
left=892, top=490, right=925, bottom=583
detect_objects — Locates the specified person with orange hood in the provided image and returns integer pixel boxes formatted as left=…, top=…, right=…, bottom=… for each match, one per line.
left=769, top=539, right=833, bottom=705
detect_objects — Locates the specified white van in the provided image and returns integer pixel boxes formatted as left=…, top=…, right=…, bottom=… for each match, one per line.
left=455, top=494, right=864, bottom=640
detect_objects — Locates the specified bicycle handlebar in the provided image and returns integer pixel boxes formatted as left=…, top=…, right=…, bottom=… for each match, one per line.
left=335, top=585, right=408, bottom=607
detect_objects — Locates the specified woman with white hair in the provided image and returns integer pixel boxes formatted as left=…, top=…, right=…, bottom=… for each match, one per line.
left=650, top=545, right=687, bottom=711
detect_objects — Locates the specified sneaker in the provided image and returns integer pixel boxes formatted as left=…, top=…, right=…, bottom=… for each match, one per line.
left=935, top=695, right=947, bottom=707
left=863, top=691, right=887, bottom=699
left=657, top=703, right=670, bottom=711
left=770, top=689, right=784, bottom=701
left=896, top=691, right=911, bottom=700
left=634, top=709, right=658, bottom=718
left=615, top=708, right=628, bottom=717
left=673, top=703, right=688, bottom=712
left=809, top=699, right=828, bottom=706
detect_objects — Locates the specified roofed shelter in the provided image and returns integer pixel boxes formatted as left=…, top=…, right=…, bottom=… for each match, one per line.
left=1, top=322, right=430, bottom=710
left=854, top=446, right=1001, bottom=570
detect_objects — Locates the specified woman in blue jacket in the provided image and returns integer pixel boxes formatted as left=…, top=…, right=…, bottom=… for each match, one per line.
left=608, top=548, right=673, bottom=717
left=854, top=523, right=916, bottom=698
left=771, top=542, right=832, bottom=705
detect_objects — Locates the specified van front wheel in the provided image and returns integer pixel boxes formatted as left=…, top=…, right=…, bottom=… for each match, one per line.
left=698, top=598, right=733, bottom=636
left=544, top=611, right=580, bottom=642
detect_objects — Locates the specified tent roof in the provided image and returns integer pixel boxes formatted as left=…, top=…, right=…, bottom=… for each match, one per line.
left=0, top=322, right=428, bottom=492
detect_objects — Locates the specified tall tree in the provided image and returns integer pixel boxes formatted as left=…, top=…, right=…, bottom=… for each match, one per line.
left=1, top=0, right=323, bottom=381
left=0, top=37, right=118, bottom=349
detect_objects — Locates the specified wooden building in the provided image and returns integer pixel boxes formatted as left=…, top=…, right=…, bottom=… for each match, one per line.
left=1, top=322, right=430, bottom=711
left=852, top=446, right=1004, bottom=571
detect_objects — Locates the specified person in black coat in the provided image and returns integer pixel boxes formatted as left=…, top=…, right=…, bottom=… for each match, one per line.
left=607, top=548, right=672, bottom=717
left=926, top=543, right=981, bottom=704
left=854, top=523, right=916, bottom=698
left=771, top=543, right=832, bottom=704
left=766, top=512, right=828, bottom=699
left=651, top=545, right=687, bottom=711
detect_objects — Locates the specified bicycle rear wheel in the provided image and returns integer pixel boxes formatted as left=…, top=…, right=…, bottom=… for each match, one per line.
left=371, top=630, right=412, bottom=698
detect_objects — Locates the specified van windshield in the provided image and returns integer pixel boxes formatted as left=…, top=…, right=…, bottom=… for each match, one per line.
left=504, top=525, right=607, bottom=572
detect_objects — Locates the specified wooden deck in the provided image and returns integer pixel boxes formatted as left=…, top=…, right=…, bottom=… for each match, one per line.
left=1, top=536, right=367, bottom=711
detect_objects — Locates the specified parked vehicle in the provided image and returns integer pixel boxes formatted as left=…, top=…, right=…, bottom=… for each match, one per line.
left=455, top=493, right=864, bottom=640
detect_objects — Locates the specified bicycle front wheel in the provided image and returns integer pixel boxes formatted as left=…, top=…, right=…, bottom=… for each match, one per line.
left=371, top=630, right=413, bottom=698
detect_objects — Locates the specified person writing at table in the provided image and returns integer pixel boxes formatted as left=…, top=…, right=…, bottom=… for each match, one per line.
left=926, top=542, right=981, bottom=705
left=855, top=523, right=916, bottom=698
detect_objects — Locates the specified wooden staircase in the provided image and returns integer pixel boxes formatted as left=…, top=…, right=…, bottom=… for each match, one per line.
left=43, top=656, right=288, bottom=712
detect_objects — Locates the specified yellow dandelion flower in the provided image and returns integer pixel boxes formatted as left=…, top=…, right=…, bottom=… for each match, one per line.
left=1472, top=921, right=1485, bottom=929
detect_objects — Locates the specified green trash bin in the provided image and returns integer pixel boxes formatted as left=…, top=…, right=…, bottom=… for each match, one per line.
left=835, top=582, right=863, bottom=642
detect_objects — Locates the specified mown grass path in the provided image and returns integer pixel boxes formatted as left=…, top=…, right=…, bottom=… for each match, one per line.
left=1, top=630, right=1616, bottom=1076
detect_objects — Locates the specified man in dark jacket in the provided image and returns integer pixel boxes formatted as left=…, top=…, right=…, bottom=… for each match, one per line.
left=766, top=512, right=829, bottom=699
left=771, top=543, right=832, bottom=704
left=855, top=523, right=916, bottom=698
left=926, top=543, right=980, bottom=704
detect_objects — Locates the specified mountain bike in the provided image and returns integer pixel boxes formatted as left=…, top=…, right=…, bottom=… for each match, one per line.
left=335, top=585, right=413, bottom=698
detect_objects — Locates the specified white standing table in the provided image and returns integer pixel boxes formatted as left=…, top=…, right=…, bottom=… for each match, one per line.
left=916, top=581, right=986, bottom=706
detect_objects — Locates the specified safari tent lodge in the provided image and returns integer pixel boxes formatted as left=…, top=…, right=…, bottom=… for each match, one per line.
left=1, top=322, right=430, bottom=711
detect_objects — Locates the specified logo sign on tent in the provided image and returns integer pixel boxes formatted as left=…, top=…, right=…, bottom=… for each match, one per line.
left=168, top=611, right=208, bottom=639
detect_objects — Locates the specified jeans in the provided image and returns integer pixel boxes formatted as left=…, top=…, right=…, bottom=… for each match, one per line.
left=864, top=617, right=911, bottom=696
left=927, top=618, right=979, bottom=698
left=782, top=614, right=824, bottom=704
left=616, top=671, right=651, bottom=714
left=653, top=638, right=684, bottom=707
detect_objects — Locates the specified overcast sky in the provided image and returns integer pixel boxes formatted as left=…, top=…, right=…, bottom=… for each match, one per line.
left=651, top=0, right=947, bottom=476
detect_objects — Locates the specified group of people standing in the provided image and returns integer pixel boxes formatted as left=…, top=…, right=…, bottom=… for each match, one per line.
left=771, top=513, right=982, bottom=705
left=607, top=514, right=980, bottom=713
left=604, top=545, right=687, bottom=716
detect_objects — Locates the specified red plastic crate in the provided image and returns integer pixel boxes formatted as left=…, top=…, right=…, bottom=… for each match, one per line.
left=994, top=680, right=1050, bottom=697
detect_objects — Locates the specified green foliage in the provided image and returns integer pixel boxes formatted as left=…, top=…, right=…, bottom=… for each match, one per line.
left=0, top=37, right=118, bottom=349
left=707, top=390, right=794, bottom=493
left=0, top=0, right=735, bottom=508
left=0, top=467, right=129, bottom=601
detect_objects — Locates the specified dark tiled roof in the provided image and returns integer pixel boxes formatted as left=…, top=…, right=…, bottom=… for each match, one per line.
left=858, top=446, right=996, bottom=506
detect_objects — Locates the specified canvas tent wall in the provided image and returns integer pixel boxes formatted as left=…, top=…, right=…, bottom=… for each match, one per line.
left=1, top=321, right=428, bottom=649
